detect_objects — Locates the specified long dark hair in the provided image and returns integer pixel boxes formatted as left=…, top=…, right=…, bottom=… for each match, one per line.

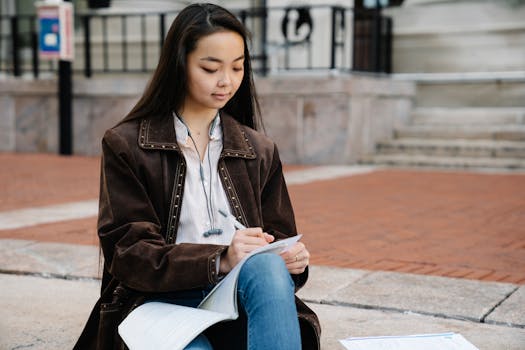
left=121, top=3, right=261, bottom=130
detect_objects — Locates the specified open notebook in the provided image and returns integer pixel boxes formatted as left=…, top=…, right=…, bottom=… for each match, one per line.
left=118, top=235, right=302, bottom=350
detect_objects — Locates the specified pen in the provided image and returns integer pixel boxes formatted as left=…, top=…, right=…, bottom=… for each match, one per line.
left=218, top=208, right=246, bottom=230
left=219, top=209, right=268, bottom=242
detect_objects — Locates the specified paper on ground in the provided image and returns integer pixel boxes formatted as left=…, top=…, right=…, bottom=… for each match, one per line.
left=339, top=332, right=479, bottom=350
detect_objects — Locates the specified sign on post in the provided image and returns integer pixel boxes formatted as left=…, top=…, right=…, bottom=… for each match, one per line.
left=36, top=0, right=75, bottom=155
left=36, top=1, right=74, bottom=61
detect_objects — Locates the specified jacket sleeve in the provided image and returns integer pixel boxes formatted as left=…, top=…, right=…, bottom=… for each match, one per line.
left=260, top=143, right=309, bottom=290
left=98, top=128, right=226, bottom=293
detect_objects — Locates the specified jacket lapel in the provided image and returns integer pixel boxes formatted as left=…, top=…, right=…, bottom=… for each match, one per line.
left=137, top=112, right=256, bottom=160
left=220, top=114, right=256, bottom=159
left=138, top=114, right=180, bottom=151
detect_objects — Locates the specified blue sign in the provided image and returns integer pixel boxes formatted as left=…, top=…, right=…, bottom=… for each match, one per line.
left=39, top=17, right=60, bottom=54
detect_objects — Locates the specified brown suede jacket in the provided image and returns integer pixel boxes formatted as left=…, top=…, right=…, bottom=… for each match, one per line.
left=74, top=112, right=321, bottom=350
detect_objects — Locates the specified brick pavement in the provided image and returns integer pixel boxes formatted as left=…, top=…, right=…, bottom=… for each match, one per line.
left=290, top=170, right=525, bottom=284
left=0, top=153, right=99, bottom=211
left=1, top=152, right=524, bottom=284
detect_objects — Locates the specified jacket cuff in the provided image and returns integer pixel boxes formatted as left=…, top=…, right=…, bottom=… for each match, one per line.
left=209, top=246, right=228, bottom=284
left=293, top=265, right=309, bottom=292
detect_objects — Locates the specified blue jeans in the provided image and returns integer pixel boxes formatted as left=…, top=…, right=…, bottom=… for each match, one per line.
left=184, top=253, right=301, bottom=350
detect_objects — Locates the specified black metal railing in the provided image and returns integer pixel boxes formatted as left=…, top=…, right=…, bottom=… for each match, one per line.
left=0, top=5, right=392, bottom=78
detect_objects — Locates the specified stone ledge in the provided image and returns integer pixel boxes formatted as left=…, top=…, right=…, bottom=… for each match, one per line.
left=298, top=265, right=522, bottom=327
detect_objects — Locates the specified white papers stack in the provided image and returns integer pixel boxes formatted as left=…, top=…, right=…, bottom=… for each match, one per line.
left=339, top=332, right=479, bottom=350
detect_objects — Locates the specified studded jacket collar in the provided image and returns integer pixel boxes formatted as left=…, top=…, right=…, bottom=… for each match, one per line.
left=137, top=112, right=256, bottom=159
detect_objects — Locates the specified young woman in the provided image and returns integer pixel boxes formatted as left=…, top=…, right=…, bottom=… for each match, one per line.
left=74, top=3, right=320, bottom=350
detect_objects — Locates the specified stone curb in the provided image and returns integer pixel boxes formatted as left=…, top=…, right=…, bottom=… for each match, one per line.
left=1, top=239, right=523, bottom=329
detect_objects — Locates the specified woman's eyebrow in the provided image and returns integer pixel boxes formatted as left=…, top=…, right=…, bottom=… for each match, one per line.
left=200, top=55, right=245, bottom=63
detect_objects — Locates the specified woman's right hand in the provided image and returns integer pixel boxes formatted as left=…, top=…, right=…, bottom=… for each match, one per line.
left=219, top=228, right=274, bottom=274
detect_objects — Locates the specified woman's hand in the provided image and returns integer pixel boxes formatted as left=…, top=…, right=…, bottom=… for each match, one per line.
left=219, top=228, right=274, bottom=274
left=280, top=241, right=310, bottom=275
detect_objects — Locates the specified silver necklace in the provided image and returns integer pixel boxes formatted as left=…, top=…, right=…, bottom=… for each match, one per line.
left=176, top=112, right=223, bottom=237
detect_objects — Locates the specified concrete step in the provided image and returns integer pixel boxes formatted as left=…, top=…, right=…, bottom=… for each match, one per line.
left=362, top=154, right=525, bottom=170
left=377, top=139, right=525, bottom=159
left=411, top=107, right=525, bottom=126
left=392, top=72, right=525, bottom=107
left=395, top=125, right=525, bottom=141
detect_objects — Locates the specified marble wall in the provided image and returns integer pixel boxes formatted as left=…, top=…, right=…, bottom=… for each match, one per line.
left=0, top=74, right=415, bottom=164
left=257, top=75, right=415, bottom=164
left=384, top=1, right=525, bottom=73
left=0, top=80, right=58, bottom=154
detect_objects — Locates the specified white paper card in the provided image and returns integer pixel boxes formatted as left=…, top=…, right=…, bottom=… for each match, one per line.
left=339, top=332, right=479, bottom=350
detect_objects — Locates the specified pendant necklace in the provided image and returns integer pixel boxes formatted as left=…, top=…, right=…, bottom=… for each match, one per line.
left=176, top=112, right=223, bottom=238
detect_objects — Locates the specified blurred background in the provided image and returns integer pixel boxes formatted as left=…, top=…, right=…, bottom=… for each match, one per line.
left=1, top=0, right=524, bottom=170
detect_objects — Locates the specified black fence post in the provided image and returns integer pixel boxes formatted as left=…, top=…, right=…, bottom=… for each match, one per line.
left=239, top=10, right=247, bottom=26
left=11, top=16, right=21, bottom=77
left=121, top=15, right=127, bottom=71
left=59, top=0, right=73, bottom=155
left=102, top=16, right=109, bottom=72
left=58, top=59, right=73, bottom=154
left=159, top=13, right=166, bottom=49
left=141, top=14, right=147, bottom=71
left=384, top=17, right=392, bottom=74
left=30, top=17, right=39, bottom=78
left=330, top=7, right=337, bottom=70
left=83, top=15, right=92, bottom=77
left=260, top=7, right=268, bottom=76
left=373, top=8, right=381, bottom=72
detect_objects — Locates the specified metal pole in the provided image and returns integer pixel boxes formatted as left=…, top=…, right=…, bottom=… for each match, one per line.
left=59, top=0, right=73, bottom=155
left=260, top=4, right=268, bottom=76
left=83, top=15, right=92, bottom=77
left=10, top=16, right=21, bottom=76
left=373, top=0, right=381, bottom=72
left=330, top=7, right=337, bottom=70
left=159, top=13, right=166, bottom=49
left=30, top=18, right=39, bottom=78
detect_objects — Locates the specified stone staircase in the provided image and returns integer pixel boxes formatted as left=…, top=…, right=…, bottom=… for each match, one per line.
left=365, top=107, right=525, bottom=170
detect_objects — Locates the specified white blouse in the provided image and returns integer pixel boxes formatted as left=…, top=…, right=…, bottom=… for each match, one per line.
left=173, top=114, right=236, bottom=246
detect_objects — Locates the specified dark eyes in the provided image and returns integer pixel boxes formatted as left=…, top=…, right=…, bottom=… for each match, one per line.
left=201, top=67, right=244, bottom=73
